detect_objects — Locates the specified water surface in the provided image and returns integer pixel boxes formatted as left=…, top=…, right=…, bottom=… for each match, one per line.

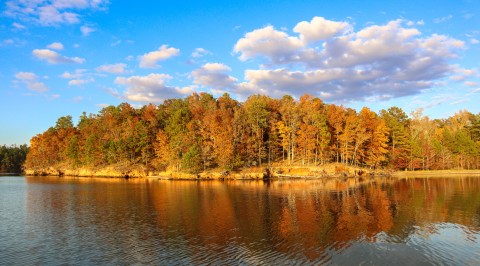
left=1, top=176, right=479, bottom=265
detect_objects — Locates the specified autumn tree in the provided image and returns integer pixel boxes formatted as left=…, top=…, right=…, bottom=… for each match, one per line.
left=243, top=95, right=272, bottom=167
left=295, top=94, right=329, bottom=165
left=212, top=93, right=238, bottom=169
left=23, top=93, right=480, bottom=173
left=327, top=104, right=346, bottom=163
left=277, top=95, right=299, bottom=164
left=380, top=107, right=411, bottom=170
left=409, top=109, right=435, bottom=170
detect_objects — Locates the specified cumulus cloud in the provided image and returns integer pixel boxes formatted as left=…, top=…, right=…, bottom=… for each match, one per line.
left=228, top=17, right=465, bottom=101
left=4, top=0, right=109, bottom=26
left=115, top=73, right=194, bottom=103
left=234, top=25, right=303, bottom=62
left=61, top=69, right=87, bottom=79
left=192, top=63, right=238, bottom=91
left=96, top=63, right=127, bottom=74
left=47, top=42, right=64, bottom=50
left=451, top=68, right=477, bottom=81
left=139, top=45, right=180, bottom=68
left=61, top=69, right=94, bottom=86
left=293, top=16, right=351, bottom=44
left=15, top=72, right=49, bottom=92
left=37, top=5, right=79, bottom=25
left=80, top=25, right=95, bottom=36
left=52, top=0, right=90, bottom=9
left=191, top=48, right=211, bottom=58
left=33, top=48, right=85, bottom=64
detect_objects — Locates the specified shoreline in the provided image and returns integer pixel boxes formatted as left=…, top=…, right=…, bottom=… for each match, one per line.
left=23, top=166, right=480, bottom=180
left=393, top=170, right=480, bottom=178
left=24, top=163, right=391, bottom=180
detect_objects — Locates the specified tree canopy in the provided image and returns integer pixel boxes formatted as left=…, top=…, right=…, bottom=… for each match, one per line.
left=0, top=145, right=28, bottom=173
left=24, top=93, right=480, bottom=173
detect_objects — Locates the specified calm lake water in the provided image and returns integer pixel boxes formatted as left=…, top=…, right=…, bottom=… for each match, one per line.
left=1, top=176, right=479, bottom=265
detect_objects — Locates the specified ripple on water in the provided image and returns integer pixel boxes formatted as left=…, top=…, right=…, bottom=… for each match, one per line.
left=2, top=177, right=480, bottom=265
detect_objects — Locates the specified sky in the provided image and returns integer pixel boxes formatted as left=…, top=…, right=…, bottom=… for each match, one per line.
left=1, top=0, right=480, bottom=145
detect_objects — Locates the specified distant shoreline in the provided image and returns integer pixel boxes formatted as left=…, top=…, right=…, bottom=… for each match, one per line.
left=393, top=170, right=480, bottom=178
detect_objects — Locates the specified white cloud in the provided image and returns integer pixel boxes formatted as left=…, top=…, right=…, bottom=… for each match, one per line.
left=192, top=63, right=238, bottom=91
left=1, top=38, right=26, bottom=47
left=464, top=81, right=478, bottom=87
left=4, top=0, right=109, bottom=26
left=234, top=25, right=303, bottom=62
left=96, top=63, right=127, bottom=74
left=68, top=78, right=94, bottom=86
left=61, top=69, right=87, bottom=79
left=450, top=99, right=469, bottom=105
left=47, top=42, right=64, bottom=50
left=97, top=103, right=110, bottom=108
left=451, top=68, right=477, bottom=81
left=293, top=16, right=351, bottom=44
left=115, top=73, right=194, bottom=103
left=80, top=25, right=95, bottom=36
left=37, top=5, right=79, bottom=25
left=139, top=45, right=180, bottom=68
left=470, top=38, right=479, bottom=44
left=33, top=48, right=85, bottom=64
left=228, top=18, right=465, bottom=101
left=433, top=14, right=453, bottom=23
left=15, top=72, right=49, bottom=92
left=411, top=94, right=458, bottom=109
left=47, top=94, right=61, bottom=100
left=2, top=39, right=15, bottom=45
left=52, top=0, right=90, bottom=9
left=12, top=22, right=26, bottom=30
left=470, top=88, right=480, bottom=94
left=191, top=48, right=211, bottom=58
left=15, top=72, right=37, bottom=80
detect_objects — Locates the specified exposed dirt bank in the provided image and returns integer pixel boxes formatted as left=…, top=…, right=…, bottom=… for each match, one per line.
left=25, top=163, right=392, bottom=180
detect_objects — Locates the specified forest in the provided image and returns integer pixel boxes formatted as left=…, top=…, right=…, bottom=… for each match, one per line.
left=0, top=145, right=28, bottom=173
left=24, top=93, right=480, bottom=174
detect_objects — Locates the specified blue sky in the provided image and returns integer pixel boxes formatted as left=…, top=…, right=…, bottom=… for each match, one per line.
left=1, top=0, right=479, bottom=145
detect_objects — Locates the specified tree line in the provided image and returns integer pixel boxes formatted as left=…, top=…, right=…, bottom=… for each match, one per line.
left=24, top=93, right=480, bottom=173
left=0, top=145, right=28, bottom=173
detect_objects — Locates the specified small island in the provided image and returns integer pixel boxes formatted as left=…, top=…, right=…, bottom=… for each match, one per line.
left=23, top=93, right=480, bottom=179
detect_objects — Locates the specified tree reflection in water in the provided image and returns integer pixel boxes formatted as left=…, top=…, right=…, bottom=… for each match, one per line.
left=22, top=176, right=480, bottom=264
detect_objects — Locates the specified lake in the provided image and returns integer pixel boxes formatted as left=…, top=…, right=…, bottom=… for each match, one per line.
left=1, top=176, right=479, bottom=265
